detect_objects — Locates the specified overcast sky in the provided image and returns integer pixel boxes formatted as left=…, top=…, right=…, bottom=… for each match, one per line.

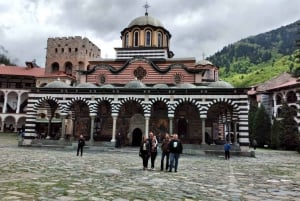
left=1, top=0, right=300, bottom=66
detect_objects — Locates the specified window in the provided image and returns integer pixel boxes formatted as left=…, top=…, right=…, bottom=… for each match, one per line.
left=134, top=31, right=139, bottom=47
left=125, top=33, right=129, bottom=47
left=145, top=30, right=151, bottom=46
left=157, top=32, right=162, bottom=47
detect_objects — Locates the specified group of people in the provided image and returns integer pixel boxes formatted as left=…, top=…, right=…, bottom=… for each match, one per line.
left=139, top=132, right=183, bottom=172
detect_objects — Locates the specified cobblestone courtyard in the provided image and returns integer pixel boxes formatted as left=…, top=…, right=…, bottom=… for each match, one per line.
left=0, top=134, right=299, bottom=201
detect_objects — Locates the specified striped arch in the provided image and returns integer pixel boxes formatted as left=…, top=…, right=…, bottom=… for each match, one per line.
left=149, top=97, right=169, bottom=114
left=33, top=96, right=62, bottom=113
left=116, top=97, right=144, bottom=114
left=64, top=97, right=92, bottom=114
left=171, top=97, right=202, bottom=114
left=206, top=98, right=240, bottom=116
left=92, top=97, right=113, bottom=114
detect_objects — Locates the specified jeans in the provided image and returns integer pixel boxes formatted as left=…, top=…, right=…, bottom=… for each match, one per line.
left=161, top=151, right=169, bottom=170
left=169, top=152, right=180, bottom=172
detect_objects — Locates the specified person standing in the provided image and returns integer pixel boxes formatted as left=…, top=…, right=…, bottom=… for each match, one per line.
left=168, top=134, right=183, bottom=172
left=160, top=133, right=170, bottom=171
left=252, top=139, right=258, bottom=150
left=149, top=132, right=158, bottom=170
left=139, top=135, right=151, bottom=170
left=224, top=141, right=231, bottom=160
left=77, top=135, right=85, bottom=156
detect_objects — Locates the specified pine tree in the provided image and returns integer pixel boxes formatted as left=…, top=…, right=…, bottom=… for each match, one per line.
left=248, top=103, right=258, bottom=143
left=279, top=103, right=300, bottom=150
left=270, top=118, right=282, bottom=149
left=252, top=104, right=271, bottom=147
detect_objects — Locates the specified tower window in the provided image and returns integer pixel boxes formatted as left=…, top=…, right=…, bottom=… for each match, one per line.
left=158, top=32, right=162, bottom=47
left=125, top=33, right=129, bottom=47
left=134, top=31, right=139, bottom=47
left=145, top=30, right=151, bottom=46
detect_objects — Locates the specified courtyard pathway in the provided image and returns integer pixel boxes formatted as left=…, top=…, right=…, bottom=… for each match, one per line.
left=0, top=134, right=299, bottom=201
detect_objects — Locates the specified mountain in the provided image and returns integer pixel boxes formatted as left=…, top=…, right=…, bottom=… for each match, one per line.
left=207, top=20, right=299, bottom=87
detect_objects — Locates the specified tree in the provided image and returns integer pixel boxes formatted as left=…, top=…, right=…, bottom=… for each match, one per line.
left=270, top=118, right=282, bottom=149
left=279, top=103, right=300, bottom=150
left=248, top=103, right=258, bottom=143
left=0, top=54, right=15, bottom=66
left=252, top=104, right=271, bottom=147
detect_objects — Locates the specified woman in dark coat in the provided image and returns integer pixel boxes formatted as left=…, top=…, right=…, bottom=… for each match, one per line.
left=139, top=135, right=151, bottom=170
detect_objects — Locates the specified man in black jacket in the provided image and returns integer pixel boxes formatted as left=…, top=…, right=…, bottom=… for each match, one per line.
left=77, top=135, right=85, bottom=156
left=168, top=134, right=183, bottom=172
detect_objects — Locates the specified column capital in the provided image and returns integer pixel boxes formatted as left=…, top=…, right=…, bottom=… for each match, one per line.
left=200, top=115, right=207, bottom=119
left=89, top=113, right=97, bottom=117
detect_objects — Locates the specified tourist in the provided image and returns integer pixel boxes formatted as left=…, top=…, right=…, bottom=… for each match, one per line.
left=160, top=133, right=170, bottom=171
left=168, top=134, right=183, bottom=172
left=139, top=135, right=151, bottom=170
left=224, top=141, right=231, bottom=160
left=252, top=139, right=258, bottom=150
left=77, top=135, right=85, bottom=156
left=149, top=132, right=158, bottom=169
left=115, top=132, right=121, bottom=148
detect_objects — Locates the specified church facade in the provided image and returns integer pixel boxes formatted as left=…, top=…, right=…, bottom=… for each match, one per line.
left=23, top=12, right=250, bottom=148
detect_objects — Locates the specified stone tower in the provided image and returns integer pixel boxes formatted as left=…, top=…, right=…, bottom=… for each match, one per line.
left=45, top=36, right=101, bottom=83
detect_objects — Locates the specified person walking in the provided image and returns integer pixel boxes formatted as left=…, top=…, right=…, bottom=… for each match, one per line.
left=160, top=133, right=170, bottom=171
left=139, top=135, right=151, bottom=170
left=224, top=141, right=231, bottom=160
left=168, top=134, right=183, bottom=172
left=149, top=132, right=158, bottom=170
left=252, top=139, right=257, bottom=150
left=77, top=135, right=85, bottom=156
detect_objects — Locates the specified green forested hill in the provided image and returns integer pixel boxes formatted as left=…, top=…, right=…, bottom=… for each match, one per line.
left=207, top=20, right=299, bottom=87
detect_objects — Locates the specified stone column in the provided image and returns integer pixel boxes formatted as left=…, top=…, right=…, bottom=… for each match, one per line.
left=200, top=115, right=207, bottom=145
left=2, top=91, right=8, bottom=113
left=14, top=120, right=18, bottom=132
left=111, top=114, right=118, bottom=142
left=145, top=115, right=150, bottom=138
left=59, top=114, right=67, bottom=140
left=168, top=116, right=173, bottom=134
left=89, top=114, right=96, bottom=145
left=16, top=92, right=21, bottom=114
left=0, top=121, right=4, bottom=132
left=233, top=121, right=238, bottom=145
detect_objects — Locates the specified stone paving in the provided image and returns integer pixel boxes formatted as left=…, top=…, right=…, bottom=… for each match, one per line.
left=0, top=134, right=300, bottom=201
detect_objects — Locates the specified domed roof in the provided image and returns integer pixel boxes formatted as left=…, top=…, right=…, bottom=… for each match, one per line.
left=153, top=83, right=169, bottom=88
left=175, top=83, right=196, bottom=88
left=208, top=80, right=234, bottom=88
left=124, top=80, right=147, bottom=88
left=76, top=83, right=98, bottom=88
left=196, top=59, right=213, bottom=66
left=99, top=84, right=115, bottom=88
left=44, top=80, right=71, bottom=88
left=128, top=15, right=164, bottom=28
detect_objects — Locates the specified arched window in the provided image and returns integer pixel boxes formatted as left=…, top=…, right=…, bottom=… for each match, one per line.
left=134, top=31, right=139, bottom=47
left=64, top=62, right=73, bottom=75
left=286, top=91, right=297, bottom=103
left=125, top=33, right=129, bottom=47
left=145, top=30, right=151, bottom=46
left=276, top=94, right=283, bottom=105
left=157, top=32, right=162, bottom=47
left=51, top=62, right=59, bottom=73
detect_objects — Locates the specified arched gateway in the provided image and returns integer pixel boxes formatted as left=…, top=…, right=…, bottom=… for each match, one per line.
left=23, top=8, right=250, bottom=149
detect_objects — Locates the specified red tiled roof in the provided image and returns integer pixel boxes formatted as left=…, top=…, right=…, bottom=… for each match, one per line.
left=267, top=79, right=300, bottom=91
left=0, top=65, right=45, bottom=77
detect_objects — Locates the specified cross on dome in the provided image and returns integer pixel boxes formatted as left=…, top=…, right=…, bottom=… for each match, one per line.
left=144, top=1, right=150, bottom=16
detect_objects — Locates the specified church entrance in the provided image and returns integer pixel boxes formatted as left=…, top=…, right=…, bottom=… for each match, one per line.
left=132, top=128, right=142, bottom=146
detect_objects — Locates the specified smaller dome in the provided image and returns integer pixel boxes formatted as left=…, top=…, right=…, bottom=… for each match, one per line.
left=124, top=80, right=147, bottom=88
left=128, top=15, right=164, bottom=28
left=175, top=83, right=196, bottom=88
left=208, top=80, right=233, bottom=88
left=196, top=59, right=213, bottom=66
left=99, top=84, right=115, bottom=88
left=44, top=80, right=71, bottom=88
left=153, top=83, right=169, bottom=88
left=76, top=83, right=98, bottom=88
